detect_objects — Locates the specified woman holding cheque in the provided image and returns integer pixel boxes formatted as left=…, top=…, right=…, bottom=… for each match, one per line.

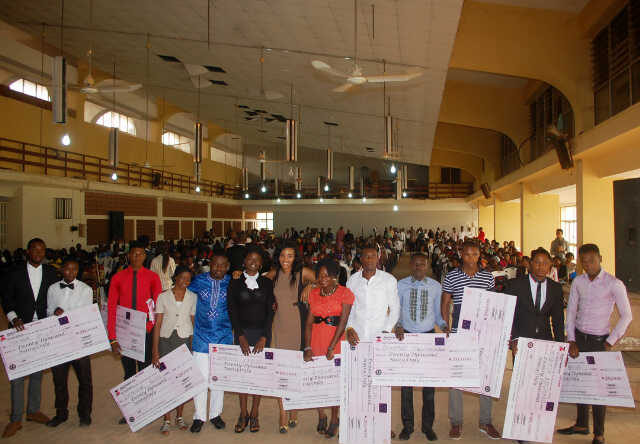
left=304, top=258, right=354, bottom=438
left=227, top=247, right=275, bottom=433
left=151, top=266, right=197, bottom=435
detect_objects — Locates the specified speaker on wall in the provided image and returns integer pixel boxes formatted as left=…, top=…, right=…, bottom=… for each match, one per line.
left=481, top=183, right=491, bottom=199
left=546, top=125, right=574, bottom=169
left=109, top=211, right=125, bottom=241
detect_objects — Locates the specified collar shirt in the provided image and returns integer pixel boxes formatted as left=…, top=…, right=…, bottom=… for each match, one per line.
left=27, top=263, right=43, bottom=320
left=46, top=279, right=93, bottom=317
left=442, top=267, right=495, bottom=332
left=529, top=275, right=547, bottom=308
left=398, top=276, right=445, bottom=333
left=346, top=269, right=400, bottom=341
left=155, top=288, right=197, bottom=339
left=566, top=270, right=632, bottom=345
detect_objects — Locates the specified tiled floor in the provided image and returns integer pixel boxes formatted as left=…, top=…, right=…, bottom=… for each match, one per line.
left=0, top=256, right=637, bottom=443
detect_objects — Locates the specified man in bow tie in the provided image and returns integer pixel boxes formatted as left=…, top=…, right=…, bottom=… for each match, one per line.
left=45, top=257, right=95, bottom=428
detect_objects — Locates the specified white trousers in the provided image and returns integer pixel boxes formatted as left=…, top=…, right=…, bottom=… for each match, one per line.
left=193, top=351, right=225, bottom=421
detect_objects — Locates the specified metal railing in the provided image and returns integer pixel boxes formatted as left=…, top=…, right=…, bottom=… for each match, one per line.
left=0, top=137, right=241, bottom=199
left=0, top=137, right=473, bottom=200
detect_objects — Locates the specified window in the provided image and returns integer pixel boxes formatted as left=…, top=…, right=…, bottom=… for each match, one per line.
left=560, top=206, right=577, bottom=257
left=529, top=85, right=574, bottom=161
left=255, top=212, right=273, bottom=231
left=441, top=167, right=461, bottom=184
left=500, top=135, right=520, bottom=177
left=210, top=146, right=242, bottom=168
left=55, top=198, right=72, bottom=220
left=591, top=1, right=640, bottom=124
left=96, top=111, right=137, bottom=136
left=9, top=78, right=50, bottom=101
left=162, top=131, right=192, bottom=154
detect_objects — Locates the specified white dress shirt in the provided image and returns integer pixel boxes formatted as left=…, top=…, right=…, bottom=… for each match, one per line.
left=46, top=279, right=94, bottom=317
left=155, top=288, right=197, bottom=338
left=346, top=269, right=400, bottom=341
left=529, top=275, right=547, bottom=308
left=26, top=263, right=43, bottom=321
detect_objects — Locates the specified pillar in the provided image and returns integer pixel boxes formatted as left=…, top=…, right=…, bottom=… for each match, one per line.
left=478, top=202, right=495, bottom=241
left=576, top=158, right=615, bottom=273
left=520, top=183, right=560, bottom=256
left=494, top=197, right=521, bottom=250
left=156, top=197, right=163, bottom=241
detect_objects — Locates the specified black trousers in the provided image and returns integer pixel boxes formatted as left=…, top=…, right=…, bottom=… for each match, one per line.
left=121, top=332, right=153, bottom=380
left=574, top=329, right=607, bottom=436
left=401, top=328, right=435, bottom=432
left=51, top=356, right=92, bottom=418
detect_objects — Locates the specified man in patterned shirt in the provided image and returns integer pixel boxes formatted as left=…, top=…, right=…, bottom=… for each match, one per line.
left=188, top=253, right=233, bottom=433
left=395, top=253, right=445, bottom=441
left=441, top=240, right=498, bottom=440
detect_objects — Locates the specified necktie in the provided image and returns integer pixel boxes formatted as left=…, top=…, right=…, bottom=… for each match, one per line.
left=131, top=271, right=138, bottom=310
left=535, top=280, right=542, bottom=312
left=60, top=282, right=74, bottom=290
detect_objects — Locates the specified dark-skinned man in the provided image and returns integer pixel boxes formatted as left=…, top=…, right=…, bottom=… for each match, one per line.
left=107, top=241, right=162, bottom=424
left=558, top=243, right=632, bottom=444
left=395, top=253, right=445, bottom=441
left=45, top=257, right=95, bottom=428
left=1, top=238, right=58, bottom=438
left=505, top=247, right=565, bottom=444
left=440, top=240, right=499, bottom=440
left=187, top=252, right=234, bottom=433
left=345, top=246, right=399, bottom=346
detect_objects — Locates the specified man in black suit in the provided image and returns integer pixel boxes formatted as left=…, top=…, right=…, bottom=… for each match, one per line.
left=1, top=238, right=59, bottom=438
left=506, top=246, right=565, bottom=355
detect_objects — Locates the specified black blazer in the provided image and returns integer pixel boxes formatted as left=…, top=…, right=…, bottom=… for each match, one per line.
left=2, top=262, right=59, bottom=325
left=505, top=275, right=565, bottom=342
left=227, top=275, right=275, bottom=339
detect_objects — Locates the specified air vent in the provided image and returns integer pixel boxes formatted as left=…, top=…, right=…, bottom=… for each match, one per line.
left=264, top=117, right=275, bottom=122
left=244, top=111, right=258, bottom=116
left=204, top=65, right=226, bottom=73
left=237, top=104, right=250, bottom=109
left=209, top=80, right=228, bottom=86
left=254, top=109, right=267, bottom=114
left=365, top=147, right=375, bottom=153
left=157, top=54, right=180, bottom=62
left=323, top=121, right=339, bottom=126
left=276, top=136, right=286, bottom=140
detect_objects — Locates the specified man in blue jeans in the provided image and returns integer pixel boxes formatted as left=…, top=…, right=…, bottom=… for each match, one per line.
left=394, top=253, right=446, bottom=441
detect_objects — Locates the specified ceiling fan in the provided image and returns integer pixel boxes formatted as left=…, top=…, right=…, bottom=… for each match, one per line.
left=75, top=50, right=142, bottom=94
left=311, top=0, right=423, bottom=92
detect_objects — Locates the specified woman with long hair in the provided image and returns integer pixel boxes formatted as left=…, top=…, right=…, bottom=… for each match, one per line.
left=304, top=258, right=354, bottom=438
left=265, top=240, right=315, bottom=433
left=227, top=248, right=274, bottom=433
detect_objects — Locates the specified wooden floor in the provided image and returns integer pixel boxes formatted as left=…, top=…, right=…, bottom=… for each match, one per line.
left=0, top=255, right=638, bottom=443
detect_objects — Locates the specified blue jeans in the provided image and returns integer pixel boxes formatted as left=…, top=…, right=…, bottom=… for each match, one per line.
left=10, top=371, right=42, bottom=422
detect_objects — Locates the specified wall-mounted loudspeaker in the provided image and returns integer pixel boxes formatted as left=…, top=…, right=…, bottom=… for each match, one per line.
left=109, top=211, right=125, bottom=241
left=546, top=125, right=574, bottom=169
left=151, top=172, right=161, bottom=188
left=481, top=183, right=491, bottom=199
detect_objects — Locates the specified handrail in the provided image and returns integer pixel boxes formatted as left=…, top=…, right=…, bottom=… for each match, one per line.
left=0, top=136, right=473, bottom=200
left=0, top=136, right=241, bottom=199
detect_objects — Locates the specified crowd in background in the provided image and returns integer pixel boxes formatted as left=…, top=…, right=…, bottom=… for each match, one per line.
left=0, top=224, right=579, bottom=299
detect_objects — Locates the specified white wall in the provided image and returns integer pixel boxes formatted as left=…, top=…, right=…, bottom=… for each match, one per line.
left=244, top=199, right=475, bottom=235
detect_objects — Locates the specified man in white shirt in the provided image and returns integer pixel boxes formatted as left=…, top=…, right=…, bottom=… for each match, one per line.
left=345, top=246, right=400, bottom=344
left=45, top=258, right=94, bottom=428
left=1, top=238, right=58, bottom=438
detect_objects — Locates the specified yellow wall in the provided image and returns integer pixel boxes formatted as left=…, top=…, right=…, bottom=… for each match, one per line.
left=0, top=95, right=241, bottom=186
left=478, top=204, right=494, bottom=241
left=520, top=184, right=560, bottom=256
left=494, top=200, right=520, bottom=249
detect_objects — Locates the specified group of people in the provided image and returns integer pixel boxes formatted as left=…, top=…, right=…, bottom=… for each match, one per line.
left=0, top=225, right=633, bottom=444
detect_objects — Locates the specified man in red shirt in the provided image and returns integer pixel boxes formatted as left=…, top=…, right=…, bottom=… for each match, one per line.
left=107, top=242, right=162, bottom=424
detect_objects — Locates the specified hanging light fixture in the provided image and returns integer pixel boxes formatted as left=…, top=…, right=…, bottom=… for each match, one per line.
left=390, top=163, right=397, bottom=174
left=326, top=148, right=334, bottom=181
left=348, top=166, right=355, bottom=191
left=402, top=164, right=408, bottom=189
left=295, top=166, right=302, bottom=191
left=274, top=177, right=279, bottom=197
left=194, top=122, right=203, bottom=163
left=241, top=167, right=249, bottom=191
left=52, top=4, right=66, bottom=124
left=360, top=176, right=365, bottom=198
left=285, top=85, right=298, bottom=162
left=317, top=176, right=323, bottom=198
left=395, top=165, right=402, bottom=200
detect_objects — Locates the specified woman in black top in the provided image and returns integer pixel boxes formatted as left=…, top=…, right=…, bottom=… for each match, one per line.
left=227, top=248, right=275, bottom=434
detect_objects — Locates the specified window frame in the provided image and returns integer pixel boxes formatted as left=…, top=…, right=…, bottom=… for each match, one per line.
left=95, top=111, right=137, bottom=136
left=560, top=205, right=578, bottom=257
left=8, top=78, right=51, bottom=102
left=255, top=212, right=273, bottom=231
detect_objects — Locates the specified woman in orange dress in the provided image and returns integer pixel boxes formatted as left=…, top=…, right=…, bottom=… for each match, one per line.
left=303, top=258, right=354, bottom=439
